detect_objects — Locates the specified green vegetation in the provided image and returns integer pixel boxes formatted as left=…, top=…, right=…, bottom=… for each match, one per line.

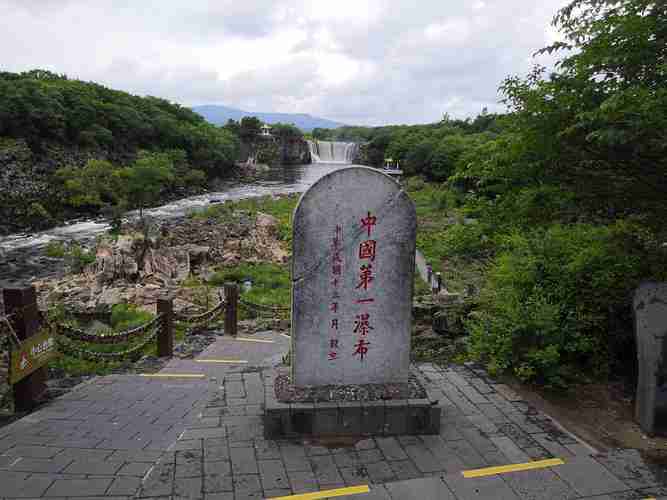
left=321, top=0, right=667, bottom=389
left=44, top=240, right=96, bottom=271
left=197, top=196, right=297, bottom=313
left=191, top=194, right=299, bottom=242
left=210, top=263, right=291, bottom=311
left=0, top=70, right=240, bottom=230
left=48, top=303, right=177, bottom=377
left=0, top=70, right=239, bottom=171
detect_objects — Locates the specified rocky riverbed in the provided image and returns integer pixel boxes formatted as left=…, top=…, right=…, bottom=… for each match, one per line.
left=21, top=201, right=290, bottom=315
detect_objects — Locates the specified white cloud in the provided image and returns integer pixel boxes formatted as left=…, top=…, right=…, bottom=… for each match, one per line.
left=0, top=0, right=569, bottom=125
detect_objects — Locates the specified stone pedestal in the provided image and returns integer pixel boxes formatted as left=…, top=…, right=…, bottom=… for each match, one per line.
left=263, top=369, right=442, bottom=439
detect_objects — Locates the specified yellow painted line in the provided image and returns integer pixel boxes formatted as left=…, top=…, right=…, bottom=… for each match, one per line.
left=140, top=373, right=206, bottom=379
left=266, top=485, right=369, bottom=500
left=195, top=359, right=248, bottom=364
left=235, top=337, right=274, bottom=344
left=462, top=458, right=565, bottom=478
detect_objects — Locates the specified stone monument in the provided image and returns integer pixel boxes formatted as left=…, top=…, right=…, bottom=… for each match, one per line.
left=291, top=166, right=416, bottom=386
left=264, top=166, right=441, bottom=438
left=634, top=281, right=667, bottom=435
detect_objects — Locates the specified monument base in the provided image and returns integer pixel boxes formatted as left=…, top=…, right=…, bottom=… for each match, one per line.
left=263, top=369, right=442, bottom=439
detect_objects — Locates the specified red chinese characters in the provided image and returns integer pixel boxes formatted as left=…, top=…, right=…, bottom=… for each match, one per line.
left=353, top=338, right=370, bottom=361
left=353, top=211, right=378, bottom=362
left=354, top=313, right=373, bottom=336
left=329, top=224, right=343, bottom=361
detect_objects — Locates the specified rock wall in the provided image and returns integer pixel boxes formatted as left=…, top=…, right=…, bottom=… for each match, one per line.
left=0, top=138, right=131, bottom=236
left=353, top=142, right=371, bottom=166
left=241, top=137, right=310, bottom=166
left=256, top=138, right=281, bottom=165
left=280, top=137, right=311, bottom=165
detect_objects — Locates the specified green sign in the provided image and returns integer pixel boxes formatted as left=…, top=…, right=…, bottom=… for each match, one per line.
left=9, top=330, right=59, bottom=385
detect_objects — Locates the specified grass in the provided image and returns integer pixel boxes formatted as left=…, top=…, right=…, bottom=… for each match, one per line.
left=405, top=179, right=486, bottom=294
left=48, top=303, right=194, bottom=377
left=190, top=194, right=299, bottom=243
left=45, top=241, right=67, bottom=258
left=209, top=262, right=291, bottom=320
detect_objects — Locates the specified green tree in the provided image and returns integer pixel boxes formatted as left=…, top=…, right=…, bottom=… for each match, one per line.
left=500, top=0, right=667, bottom=226
left=239, top=116, right=262, bottom=144
left=56, top=159, right=121, bottom=208
left=116, top=151, right=175, bottom=217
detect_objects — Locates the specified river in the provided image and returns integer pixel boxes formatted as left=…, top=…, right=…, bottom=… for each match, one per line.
left=0, top=162, right=355, bottom=287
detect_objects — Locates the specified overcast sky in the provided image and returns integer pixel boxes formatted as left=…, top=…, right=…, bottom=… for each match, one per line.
left=1, top=0, right=569, bottom=126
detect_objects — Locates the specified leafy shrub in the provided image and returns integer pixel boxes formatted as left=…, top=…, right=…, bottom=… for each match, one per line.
left=66, top=242, right=96, bottom=272
left=110, top=303, right=153, bottom=331
left=45, top=240, right=95, bottom=271
left=467, top=221, right=659, bottom=388
left=45, top=241, right=66, bottom=258
left=405, top=176, right=426, bottom=191
left=209, top=263, right=290, bottom=310
left=440, top=222, right=490, bottom=258
left=27, top=202, right=52, bottom=226
left=182, top=169, right=207, bottom=187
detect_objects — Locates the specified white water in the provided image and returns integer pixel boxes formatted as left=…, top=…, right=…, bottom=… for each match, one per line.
left=0, top=163, right=354, bottom=254
left=307, top=140, right=358, bottom=164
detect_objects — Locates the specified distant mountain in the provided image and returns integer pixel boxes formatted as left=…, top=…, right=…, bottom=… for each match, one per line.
left=191, top=104, right=346, bottom=132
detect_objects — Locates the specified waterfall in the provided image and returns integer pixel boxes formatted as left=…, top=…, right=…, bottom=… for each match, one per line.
left=307, top=140, right=358, bottom=164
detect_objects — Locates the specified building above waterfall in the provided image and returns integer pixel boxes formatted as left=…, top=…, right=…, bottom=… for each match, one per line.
left=260, top=124, right=272, bottom=136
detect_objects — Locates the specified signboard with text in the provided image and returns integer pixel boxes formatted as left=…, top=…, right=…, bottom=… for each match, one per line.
left=9, top=330, right=59, bottom=385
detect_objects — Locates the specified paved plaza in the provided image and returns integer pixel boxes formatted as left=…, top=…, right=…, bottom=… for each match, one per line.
left=1, top=330, right=666, bottom=500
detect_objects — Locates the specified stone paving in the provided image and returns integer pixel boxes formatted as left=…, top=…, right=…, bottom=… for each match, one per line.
left=1, top=331, right=666, bottom=499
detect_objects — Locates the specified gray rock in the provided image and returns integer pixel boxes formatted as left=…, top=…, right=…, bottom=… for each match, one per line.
left=634, top=281, right=667, bottom=435
left=291, top=166, right=416, bottom=386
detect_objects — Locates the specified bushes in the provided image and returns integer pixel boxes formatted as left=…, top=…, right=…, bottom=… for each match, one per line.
left=467, top=221, right=659, bottom=388
left=110, top=303, right=153, bottom=331
left=44, top=240, right=95, bottom=271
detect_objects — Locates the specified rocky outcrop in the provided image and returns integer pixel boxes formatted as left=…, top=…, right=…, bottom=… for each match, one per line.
left=32, top=207, right=289, bottom=314
left=0, top=138, right=135, bottom=235
left=280, top=137, right=310, bottom=165
left=92, top=234, right=206, bottom=286
left=239, top=136, right=310, bottom=167
left=353, top=142, right=371, bottom=166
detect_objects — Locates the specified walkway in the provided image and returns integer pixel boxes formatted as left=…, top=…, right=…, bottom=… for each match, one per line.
left=0, top=330, right=665, bottom=499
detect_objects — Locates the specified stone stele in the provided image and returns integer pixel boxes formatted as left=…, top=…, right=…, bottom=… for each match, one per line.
left=291, top=166, right=416, bottom=386
left=634, top=281, right=667, bottom=435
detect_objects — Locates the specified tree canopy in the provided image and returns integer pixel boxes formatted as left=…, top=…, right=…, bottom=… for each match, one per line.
left=0, top=70, right=239, bottom=174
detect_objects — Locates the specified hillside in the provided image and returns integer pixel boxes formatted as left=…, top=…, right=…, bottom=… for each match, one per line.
left=0, top=70, right=240, bottom=234
left=192, top=104, right=346, bottom=131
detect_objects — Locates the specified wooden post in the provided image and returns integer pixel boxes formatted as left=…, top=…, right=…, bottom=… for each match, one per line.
left=224, top=282, right=239, bottom=337
left=3, top=286, right=47, bottom=412
left=157, top=297, right=174, bottom=357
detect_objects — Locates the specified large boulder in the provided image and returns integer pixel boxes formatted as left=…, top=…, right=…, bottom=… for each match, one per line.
left=255, top=212, right=280, bottom=237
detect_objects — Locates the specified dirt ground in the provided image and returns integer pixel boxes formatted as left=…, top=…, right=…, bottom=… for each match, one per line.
left=507, top=377, right=667, bottom=467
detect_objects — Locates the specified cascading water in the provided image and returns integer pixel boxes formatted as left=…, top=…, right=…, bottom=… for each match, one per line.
left=307, top=140, right=358, bottom=164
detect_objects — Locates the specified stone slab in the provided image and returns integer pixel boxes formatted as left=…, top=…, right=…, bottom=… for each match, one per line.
left=291, top=166, right=416, bottom=386
left=634, top=281, right=667, bottom=435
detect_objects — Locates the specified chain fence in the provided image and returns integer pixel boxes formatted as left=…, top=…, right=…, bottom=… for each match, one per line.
left=55, top=319, right=162, bottom=361
left=1, top=285, right=290, bottom=369
left=56, top=314, right=163, bottom=345
left=238, top=298, right=290, bottom=316
left=173, top=300, right=226, bottom=332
